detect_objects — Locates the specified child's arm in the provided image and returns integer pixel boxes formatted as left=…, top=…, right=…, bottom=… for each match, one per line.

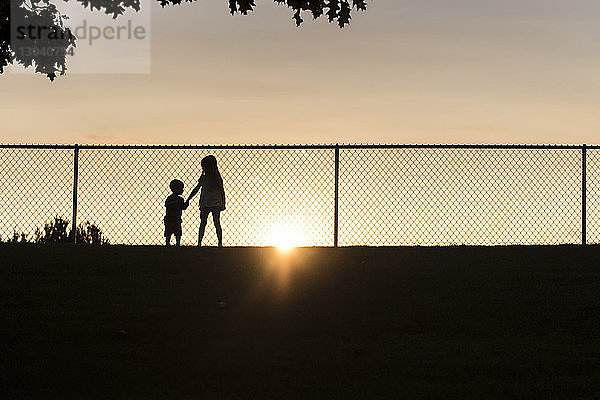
left=220, top=185, right=226, bottom=210
left=186, top=181, right=201, bottom=203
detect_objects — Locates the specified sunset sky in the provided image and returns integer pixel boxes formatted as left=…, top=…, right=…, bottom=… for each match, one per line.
left=2, top=0, right=600, bottom=144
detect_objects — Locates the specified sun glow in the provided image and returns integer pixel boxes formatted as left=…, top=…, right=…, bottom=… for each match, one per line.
left=271, top=224, right=304, bottom=250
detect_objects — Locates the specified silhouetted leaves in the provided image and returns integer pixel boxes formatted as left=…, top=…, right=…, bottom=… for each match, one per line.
left=353, top=0, right=366, bottom=11
left=42, top=216, right=71, bottom=242
left=76, top=0, right=140, bottom=18
left=0, top=0, right=10, bottom=75
left=1, top=0, right=370, bottom=80
left=326, top=0, right=339, bottom=23
left=293, top=9, right=303, bottom=26
left=237, top=0, right=256, bottom=15
left=160, top=0, right=368, bottom=26
left=75, top=221, right=110, bottom=245
left=338, top=0, right=351, bottom=27
left=308, top=0, right=324, bottom=19
left=7, top=0, right=76, bottom=80
left=270, top=0, right=364, bottom=27
left=1, top=216, right=109, bottom=245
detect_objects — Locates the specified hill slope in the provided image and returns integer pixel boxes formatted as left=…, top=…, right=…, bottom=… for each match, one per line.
left=2, top=245, right=600, bottom=399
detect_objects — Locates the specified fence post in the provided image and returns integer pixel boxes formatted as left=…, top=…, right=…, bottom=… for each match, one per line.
left=582, top=144, right=587, bottom=246
left=72, top=144, right=79, bottom=244
left=334, top=144, right=339, bottom=248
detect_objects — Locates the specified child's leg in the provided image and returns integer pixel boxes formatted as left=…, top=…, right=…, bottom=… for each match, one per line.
left=165, top=233, right=172, bottom=246
left=212, top=210, right=222, bottom=247
left=198, top=210, right=209, bottom=246
left=175, top=235, right=181, bottom=246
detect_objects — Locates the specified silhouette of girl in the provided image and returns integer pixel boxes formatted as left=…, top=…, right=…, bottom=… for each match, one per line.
left=186, top=155, right=226, bottom=247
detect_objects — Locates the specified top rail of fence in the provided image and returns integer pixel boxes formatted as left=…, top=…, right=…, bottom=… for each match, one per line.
left=0, top=144, right=595, bottom=150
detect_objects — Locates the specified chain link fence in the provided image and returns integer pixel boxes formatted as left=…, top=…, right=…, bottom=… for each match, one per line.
left=0, top=144, right=596, bottom=246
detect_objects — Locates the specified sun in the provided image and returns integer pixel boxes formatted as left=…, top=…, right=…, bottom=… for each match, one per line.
left=271, top=224, right=303, bottom=250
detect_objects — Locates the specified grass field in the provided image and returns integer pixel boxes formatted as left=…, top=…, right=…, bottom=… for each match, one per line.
left=2, top=245, right=600, bottom=399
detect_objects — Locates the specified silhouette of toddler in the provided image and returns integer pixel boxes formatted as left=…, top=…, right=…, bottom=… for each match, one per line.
left=164, top=179, right=189, bottom=246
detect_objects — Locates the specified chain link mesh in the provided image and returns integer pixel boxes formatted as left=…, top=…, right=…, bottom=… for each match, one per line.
left=339, top=148, right=582, bottom=246
left=78, top=148, right=334, bottom=246
left=586, top=149, right=600, bottom=244
left=0, top=148, right=73, bottom=242
left=0, top=145, right=592, bottom=246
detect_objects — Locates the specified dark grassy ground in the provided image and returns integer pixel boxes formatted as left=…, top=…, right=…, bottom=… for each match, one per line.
left=2, top=245, right=600, bottom=399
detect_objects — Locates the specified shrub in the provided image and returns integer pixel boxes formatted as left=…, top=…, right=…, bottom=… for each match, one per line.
left=75, top=221, right=109, bottom=245
left=40, top=216, right=71, bottom=243
left=2, top=216, right=109, bottom=245
left=6, top=230, right=29, bottom=243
